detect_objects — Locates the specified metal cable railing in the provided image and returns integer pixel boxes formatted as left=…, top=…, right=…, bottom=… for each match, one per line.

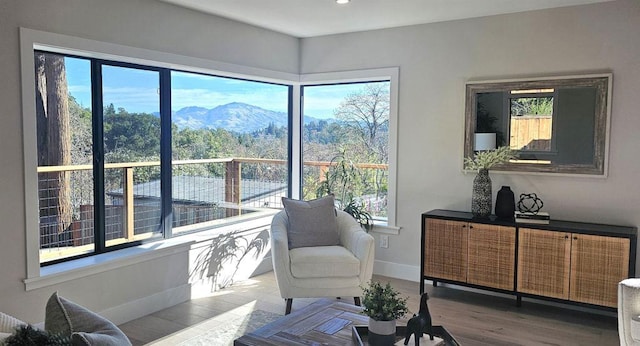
left=37, top=158, right=387, bottom=263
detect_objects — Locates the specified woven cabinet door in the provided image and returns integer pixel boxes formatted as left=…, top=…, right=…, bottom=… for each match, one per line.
left=569, top=234, right=629, bottom=307
left=424, top=219, right=468, bottom=282
left=517, top=228, right=571, bottom=299
left=467, top=223, right=516, bottom=290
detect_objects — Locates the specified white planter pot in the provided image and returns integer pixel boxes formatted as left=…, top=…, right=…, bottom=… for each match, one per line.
left=368, top=318, right=396, bottom=345
left=368, top=317, right=396, bottom=334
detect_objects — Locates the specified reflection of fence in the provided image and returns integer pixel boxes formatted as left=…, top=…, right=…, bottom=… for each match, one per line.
left=510, top=115, right=552, bottom=151
left=37, top=158, right=387, bottom=263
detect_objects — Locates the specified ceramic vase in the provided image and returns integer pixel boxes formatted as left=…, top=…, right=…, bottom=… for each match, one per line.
left=472, top=168, right=492, bottom=218
left=368, top=318, right=396, bottom=346
left=495, top=186, right=515, bottom=219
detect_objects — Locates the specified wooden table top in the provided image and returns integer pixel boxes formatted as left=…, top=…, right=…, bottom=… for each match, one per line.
left=234, top=299, right=368, bottom=346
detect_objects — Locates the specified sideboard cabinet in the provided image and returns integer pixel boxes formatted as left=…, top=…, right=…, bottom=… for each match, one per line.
left=421, top=209, right=637, bottom=309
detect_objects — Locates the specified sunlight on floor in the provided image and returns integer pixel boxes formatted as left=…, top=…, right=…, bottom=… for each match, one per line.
left=190, top=277, right=264, bottom=299
left=147, top=300, right=263, bottom=345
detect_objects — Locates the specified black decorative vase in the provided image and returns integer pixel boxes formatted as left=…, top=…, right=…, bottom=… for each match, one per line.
left=472, top=169, right=492, bottom=218
left=495, top=186, right=515, bottom=219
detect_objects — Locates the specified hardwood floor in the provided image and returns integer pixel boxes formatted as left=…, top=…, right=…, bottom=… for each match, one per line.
left=118, top=271, right=619, bottom=345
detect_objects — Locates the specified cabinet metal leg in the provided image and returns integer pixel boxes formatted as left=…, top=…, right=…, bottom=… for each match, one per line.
left=516, top=295, right=522, bottom=307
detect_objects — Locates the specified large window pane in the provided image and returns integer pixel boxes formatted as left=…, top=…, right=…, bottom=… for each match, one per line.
left=102, top=65, right=163, bottom=245
left=170, top=72, right=289, bottom=232
left=302, top=81, right=390, bottom=221
left=36, top=53, right=94, bottom=263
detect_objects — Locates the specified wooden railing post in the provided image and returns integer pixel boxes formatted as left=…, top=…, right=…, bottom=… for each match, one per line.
left=123, top=167, right=135, bottom=240
left=225, top=160, right=242, bottom=218
left=319, top=164, right=328, bottom=182
left=225, top=160, right=242, bottom=205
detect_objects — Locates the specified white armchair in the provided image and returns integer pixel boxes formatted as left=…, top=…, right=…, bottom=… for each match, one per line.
left=619, top=278, right=640, bottom=345
left=270, top=209, right=375, bottom=314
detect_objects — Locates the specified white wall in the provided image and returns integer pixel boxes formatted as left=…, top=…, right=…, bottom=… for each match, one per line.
left=0, top=0, right=297, bottom=323
left=301, top=0, right=640, bottom=277
left=2, top=0, right=639, bottom=325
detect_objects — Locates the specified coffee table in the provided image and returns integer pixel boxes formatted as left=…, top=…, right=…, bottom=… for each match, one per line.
left=234, top=299, right=459, bottom=345
left=234, top=299, right=365, bottom=345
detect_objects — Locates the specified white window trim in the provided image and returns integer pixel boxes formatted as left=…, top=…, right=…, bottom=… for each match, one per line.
left=20, top=27, right=399, bottom=287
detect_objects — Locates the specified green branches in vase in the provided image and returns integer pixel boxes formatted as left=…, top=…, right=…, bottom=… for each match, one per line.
left=464, top=146, right=515, bottom=171
left=465, top=146, right=515, bottom=218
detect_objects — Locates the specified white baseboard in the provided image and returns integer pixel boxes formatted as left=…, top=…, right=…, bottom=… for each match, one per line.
left=373, top=260, right=420, bottom=282
left=98, top=284, right=191, bottom=325
left=97, top=259, right=415, bottom=325
left=100, top=256, right=273, bottom=325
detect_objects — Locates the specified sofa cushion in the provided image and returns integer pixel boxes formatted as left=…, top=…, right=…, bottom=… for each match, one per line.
left=282, top=195, right=339, bottom=249
left=0, top=312, right=27, bottom=343
left=45, top=292, right=132, bottom=346
left=290, top=245, right=360, bottom=278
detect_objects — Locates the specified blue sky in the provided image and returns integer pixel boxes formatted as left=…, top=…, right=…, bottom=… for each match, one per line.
left=65, top=57, right=378, bottom=119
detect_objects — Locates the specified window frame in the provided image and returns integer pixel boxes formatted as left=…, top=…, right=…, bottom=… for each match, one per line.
left=20, top=28, right=399, bottom=288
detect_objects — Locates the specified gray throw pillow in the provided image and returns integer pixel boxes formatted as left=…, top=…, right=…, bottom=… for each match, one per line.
left=282, top=195, right=339, bottom=249
left=45, top=292, right=132, bottom=346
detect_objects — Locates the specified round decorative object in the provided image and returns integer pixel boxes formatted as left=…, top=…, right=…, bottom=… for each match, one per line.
left=517, top=193, right=544, bottom=214
left=368, top=318, right=396, bottom=346
left=495, top=186, right=515, bottom=219
left=472, top=169, right=492, bottom=218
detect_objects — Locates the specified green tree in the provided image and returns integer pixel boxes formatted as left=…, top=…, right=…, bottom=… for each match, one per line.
left=334, top=83, right=390, bottom=164
left=68, top=95, right=92, bottom=165
left=103, top=109, right=161, bottom=158
left=331, top=83, right=390, bottom=208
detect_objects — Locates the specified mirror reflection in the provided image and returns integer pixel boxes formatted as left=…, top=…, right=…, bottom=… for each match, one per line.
left=464, top=74, right=611, bottom=175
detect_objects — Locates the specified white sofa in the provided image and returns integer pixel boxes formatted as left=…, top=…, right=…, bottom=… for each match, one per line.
left=620, top=279, right=640, bottom=345
left=270, top=209, right=375, bottom=314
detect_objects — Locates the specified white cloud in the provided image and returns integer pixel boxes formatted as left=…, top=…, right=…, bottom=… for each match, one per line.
left=102, top=86, right=159, bottom=113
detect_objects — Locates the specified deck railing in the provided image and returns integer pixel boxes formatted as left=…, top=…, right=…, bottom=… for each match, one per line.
left=37, top=157, right=387, bottom=262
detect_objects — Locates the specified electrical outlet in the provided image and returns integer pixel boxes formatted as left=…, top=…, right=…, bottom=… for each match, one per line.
left=380, top=235, right=389, bottom=248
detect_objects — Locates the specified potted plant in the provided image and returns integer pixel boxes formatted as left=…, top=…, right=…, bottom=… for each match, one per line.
left=361, top=281, right=409, bottom=345
left=315, top=152, right=373, bottom=230
left=464, top=146, right=515, bottom=218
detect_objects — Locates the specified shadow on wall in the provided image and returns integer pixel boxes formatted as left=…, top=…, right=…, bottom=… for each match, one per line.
left=189, top=228, right=271, bottom=294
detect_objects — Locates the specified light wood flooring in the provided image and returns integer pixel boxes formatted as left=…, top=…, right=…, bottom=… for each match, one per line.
left=118, top=271, right=619, bottom=345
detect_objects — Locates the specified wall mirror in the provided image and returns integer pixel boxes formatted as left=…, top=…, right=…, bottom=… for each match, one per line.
left=464, top=73, right=612, bottom=176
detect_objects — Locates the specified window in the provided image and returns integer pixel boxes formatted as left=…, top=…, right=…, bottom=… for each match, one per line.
left=301, top=81, right=390, bottom=221
left=34, top=51, right=290, bottom=265
left=23, top=29, right=398, bottom=274
left=169, top=71, right=289, bottom=233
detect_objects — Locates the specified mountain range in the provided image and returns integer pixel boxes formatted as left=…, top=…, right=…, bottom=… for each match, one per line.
left=168, top=102, right=328, bottom=133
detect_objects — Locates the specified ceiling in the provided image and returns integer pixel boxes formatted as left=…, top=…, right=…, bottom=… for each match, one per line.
left=159, top=0, right=613, bottom=38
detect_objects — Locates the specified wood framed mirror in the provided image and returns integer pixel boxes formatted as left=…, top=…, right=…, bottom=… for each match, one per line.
left=464, top=73, right=612, bottom=176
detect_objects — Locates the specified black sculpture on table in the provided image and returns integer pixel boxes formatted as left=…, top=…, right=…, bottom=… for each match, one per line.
left=404, top=293, right=433, bottom=345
